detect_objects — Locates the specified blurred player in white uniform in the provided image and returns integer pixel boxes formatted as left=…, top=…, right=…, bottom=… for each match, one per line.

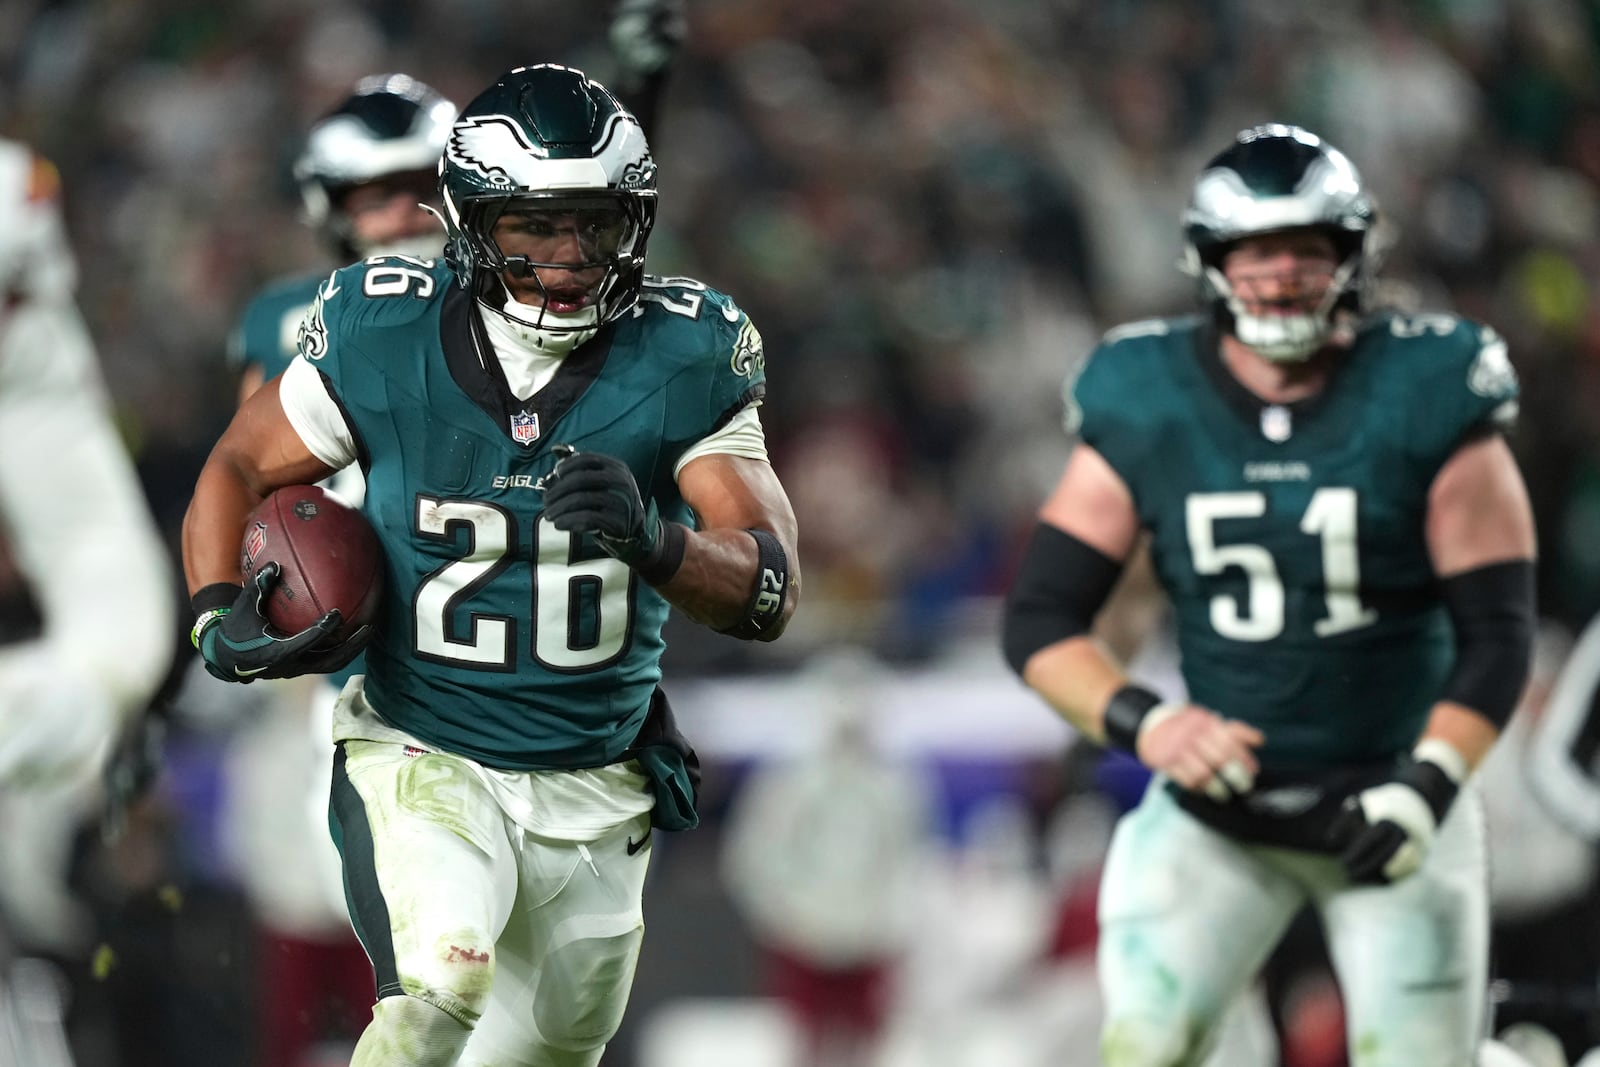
left=0, top=137, right=175, bottom=1062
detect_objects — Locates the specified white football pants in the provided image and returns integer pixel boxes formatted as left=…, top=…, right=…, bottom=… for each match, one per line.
left=333, top=739, right=652, bottom=1067
left=1097, top=780, right=1488, bottom=1067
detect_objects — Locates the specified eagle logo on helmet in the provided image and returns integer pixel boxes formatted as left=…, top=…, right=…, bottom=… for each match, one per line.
left=619, top=157, right=657, bottom=190
left=446, top=115, right=544, bottom=187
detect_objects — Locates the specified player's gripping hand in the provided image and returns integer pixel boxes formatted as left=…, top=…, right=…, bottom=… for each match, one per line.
left=1137, top=703, right=1264, bottom=803
left=541, top=450, right=685, bottom=582
left=1331, top=746, right=1463, bottom=884
left=192, top=562, right=354, bottom=683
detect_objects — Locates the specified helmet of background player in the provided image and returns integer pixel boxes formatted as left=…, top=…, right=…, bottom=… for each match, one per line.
left=293, top=73, right=458, bottom=261
left=439, top=64, right=657, bottom=356
left=1181, top=124, right=1377, bottom=363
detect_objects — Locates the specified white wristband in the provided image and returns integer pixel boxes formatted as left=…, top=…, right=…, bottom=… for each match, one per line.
left=1413, top=737, right=1470, bottom=785
left=1136, top=702, right=1187, bottom=742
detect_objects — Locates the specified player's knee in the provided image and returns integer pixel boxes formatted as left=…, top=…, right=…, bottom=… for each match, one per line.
left=531, top=926, right=643, bottom=1053
left=403, top=934, right=498, bottom=1023
left=1101, top=1013, right=1211, bottom=1067
left=352, top=995, right=473, bottom=1067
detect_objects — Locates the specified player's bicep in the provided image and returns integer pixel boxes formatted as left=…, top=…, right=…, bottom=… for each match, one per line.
left=677, top=453, right=798, bottom=553
left=236, top=362, right=266, bottom=407
left=1426, top=432, right=1536, bottom=577
left=1038, top=443, right=1141, bottom=562
left=215, top=374, right=339, bottom=494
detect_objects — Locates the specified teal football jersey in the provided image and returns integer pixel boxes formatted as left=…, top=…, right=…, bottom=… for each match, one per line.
left=297, top=257, right=767, bottom=771
left=228, top=269, right=325, bottom=382
left=229, top=267, right=370, bottom=687
left=1069, top=312, right=1519, bottom=772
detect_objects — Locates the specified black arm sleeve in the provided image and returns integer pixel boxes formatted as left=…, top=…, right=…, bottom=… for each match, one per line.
left=1440, top=558, right=1536, bottom=729
left=1000, top=523, right=1124, bottom=677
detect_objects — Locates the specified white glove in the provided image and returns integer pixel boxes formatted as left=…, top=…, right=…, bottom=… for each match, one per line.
left=1333, top=740, right=1467, bottom=884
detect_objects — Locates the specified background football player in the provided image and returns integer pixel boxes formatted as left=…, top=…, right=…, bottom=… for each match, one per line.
left=0, top=137, right=176, bottom=1066
left=1003, top=124, right=1536, bottom=1065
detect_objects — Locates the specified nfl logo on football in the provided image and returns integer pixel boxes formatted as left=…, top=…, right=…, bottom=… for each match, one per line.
left=241, top=521, right=267, bottom=573
left=511, top=410, right=541, bottom=445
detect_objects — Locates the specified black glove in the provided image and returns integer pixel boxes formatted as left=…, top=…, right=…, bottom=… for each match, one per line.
left=1329, top=751, right=1461, bottom=885
left=192, top=563, right=367, bottom=683
left=541, top=450, right=684, bottom=583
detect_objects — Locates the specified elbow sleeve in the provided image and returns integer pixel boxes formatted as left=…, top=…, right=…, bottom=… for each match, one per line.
left=1440, top=558, right=1536, bottom=729
left=1001, top=523, right=1123, bottom=677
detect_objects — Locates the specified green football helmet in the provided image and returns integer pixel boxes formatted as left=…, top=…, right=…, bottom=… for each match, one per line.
left=1182, top=124, right=1377, bottom=362
left=440, top=64, right=657, bottom=351
left=294, top=74, right=457, bottom=260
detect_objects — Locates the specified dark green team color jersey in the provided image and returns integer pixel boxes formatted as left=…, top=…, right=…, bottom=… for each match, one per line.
left=297, top=256, right=765, bottom=771
left=229, top=267, right=369, bottom=688
left=228, top=269, right=325, bottom=381
left=1069, top=312, right=1520, bottom=772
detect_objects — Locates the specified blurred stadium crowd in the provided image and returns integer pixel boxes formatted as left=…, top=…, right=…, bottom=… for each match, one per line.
left=3, top=0, right=1594, bottom=653
left=5, top=0, right=1600, bottom=1065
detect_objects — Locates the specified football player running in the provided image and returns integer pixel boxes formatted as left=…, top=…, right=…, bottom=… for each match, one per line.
left=1002, top=124, right=1536, bottom=1066
left=183, top=62, right=799, bottom=1067
left=218, top=11, right=686, bottom=1065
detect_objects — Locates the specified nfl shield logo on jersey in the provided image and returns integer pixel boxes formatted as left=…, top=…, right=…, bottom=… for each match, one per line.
left=1260, top=404, right=1293, bottom=443
left=510, top=410, right=541, bottom=445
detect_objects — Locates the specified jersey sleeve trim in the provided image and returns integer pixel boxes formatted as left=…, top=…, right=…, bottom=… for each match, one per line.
left=673, top=404, right=769, bottom=479
left=713, top=384, right=766, bottom=434
left=278, top=356, right=362, bottom=471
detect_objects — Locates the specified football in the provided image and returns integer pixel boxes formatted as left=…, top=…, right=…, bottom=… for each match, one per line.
left=239, top=485, right=383, bottom=644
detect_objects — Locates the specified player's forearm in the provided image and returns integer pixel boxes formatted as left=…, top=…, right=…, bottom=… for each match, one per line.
left=181, top=453, right=264, bottom=596
left=183, top=397, right=336, bottom=597
left=1418, top=700, right=1502, bottom=773
left=654, top=526, right=799, bottom=640
left=1020, top=635, right=1129, bottom=744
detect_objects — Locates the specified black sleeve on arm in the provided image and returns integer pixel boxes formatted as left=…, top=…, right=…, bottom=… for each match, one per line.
left=1440, top=558, right=1537, bottom=729
left=1001, top=523, right=1124, bottom=677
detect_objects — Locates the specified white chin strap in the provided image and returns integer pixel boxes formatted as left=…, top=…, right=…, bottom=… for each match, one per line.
left=488, top=281, right=599, bottom=356
left=1206, top=258, right=1358, bottom=364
